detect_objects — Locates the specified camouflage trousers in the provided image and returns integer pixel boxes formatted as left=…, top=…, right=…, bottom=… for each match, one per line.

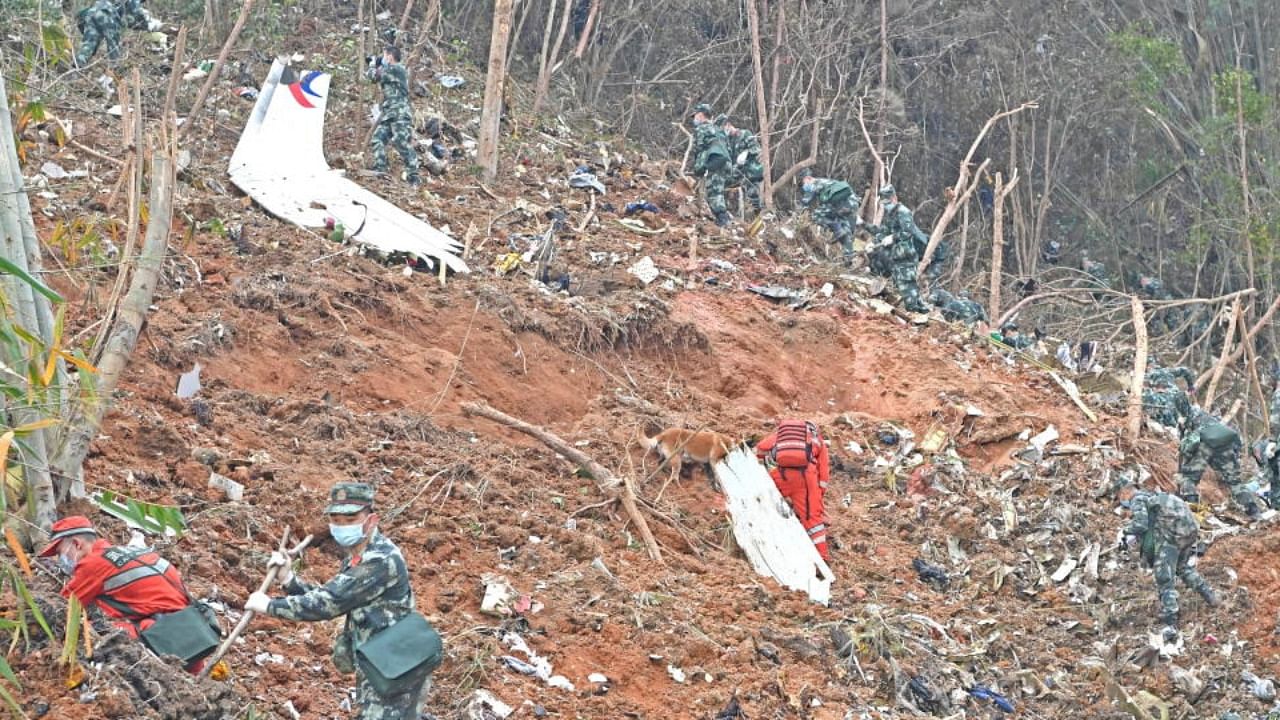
left=892, top=261, right=928, bottom=313
left=867, top=245, right=891, bottom=277
left=702, top=168, right=731, bottom=214
left=1150, top=536, right=1214, bottom=625
left=726, top=168, right=762, bottom=210
left=1176, top=439, right=1255, bottom=512
left=922, top=240, right=949, bottom=282
left=813, top=211, right=853, bottom=262
left=355, top=667, right=431, bottom=720
left=371, top=115, right=420, bottom=181
left=76, top=9, right=122, bottom=65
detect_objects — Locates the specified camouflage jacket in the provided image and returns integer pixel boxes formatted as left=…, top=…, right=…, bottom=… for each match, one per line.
left=932, top=290, right=987, bottom=323
left=369, top=62, right=412, bottom=121
left=691, top=121, right=729, bottom=176
left=1127, top=490, right=1199, bottom=545
left=117, top=0, right=151, bottom=29
left=1146, top=366, right=1195, bottom=391
left=1270, top=387, right=1280, bottom=430
left=268, top=530, right=416, bottom=673
left=876, top=204, right=928, bottom=262
left=800, top=178, right=854, bottom=212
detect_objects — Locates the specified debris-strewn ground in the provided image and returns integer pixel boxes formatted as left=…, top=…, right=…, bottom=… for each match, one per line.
left=10, top=20, right=1280, bottom=720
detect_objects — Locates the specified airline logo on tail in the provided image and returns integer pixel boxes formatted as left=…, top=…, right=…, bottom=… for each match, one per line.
left=287, top=71, right=325, bottom=108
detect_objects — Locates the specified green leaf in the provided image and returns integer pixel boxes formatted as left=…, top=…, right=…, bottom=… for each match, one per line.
left=0, top=256, right=62, bottom=304
left=0, top=681, right=25, bottom=720
left=0, top=654, right=18, bottom=688
left=10, top=568, right=52, bottom=644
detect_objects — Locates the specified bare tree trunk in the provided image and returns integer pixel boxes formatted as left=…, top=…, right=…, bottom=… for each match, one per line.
left=397, top=0, right=416, bottom=35
left=573, top=0, right=599, bottom=59
left=1203, top=298, right=1242, bottom=409
left=51, top=57, right=182, bottom=501
left=478, top=0, right=516, bottom=182
left=0, top=72, right=57, bottom=530
left=533, top=0, right=573, bottom=115
left=1235, top=62, right=1257, bottom=291
left=462, top=402, right=663, bottom=563
left=988, top=170, right=1020, bottom=323
left=948, top=199, right=969, bottom=289
left=744, top=0, right=773, bottom=208
left=918, top=102, right=1037, bottom=277
left=180, top=0, right=254, bottom=142
left=1241, top=305, right=1269, bottom=437
left=1128, top=296, right=1148, bottom=444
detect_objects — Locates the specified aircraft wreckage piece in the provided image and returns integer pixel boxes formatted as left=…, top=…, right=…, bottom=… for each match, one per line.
left=715, top=448, right=834, bottom=605
left=228, top=59, right=468, bottom=273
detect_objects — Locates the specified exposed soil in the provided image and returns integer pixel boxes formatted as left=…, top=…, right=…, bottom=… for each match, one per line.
left=8, top=20, right=1280, bottom=720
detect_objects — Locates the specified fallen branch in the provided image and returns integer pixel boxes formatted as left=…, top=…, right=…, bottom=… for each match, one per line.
left=199, top=529, right=312, bottom=677
left=462, top=402, right=663, bottom=563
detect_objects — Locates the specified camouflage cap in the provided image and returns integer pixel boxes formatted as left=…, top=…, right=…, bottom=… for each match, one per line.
left=878, top=184, right=896, bottom=198
left=692, top=103, right=713, bottom=116
left=325, top=482, right=374, bottom=515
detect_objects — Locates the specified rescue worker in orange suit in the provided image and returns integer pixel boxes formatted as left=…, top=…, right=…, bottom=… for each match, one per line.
left=755, top=420, right=831, bottom=560
left=39, top=515, right=209, bottom=673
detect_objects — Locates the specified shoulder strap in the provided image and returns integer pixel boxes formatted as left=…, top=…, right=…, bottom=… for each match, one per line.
left=100, top=547, right=195, bottom=604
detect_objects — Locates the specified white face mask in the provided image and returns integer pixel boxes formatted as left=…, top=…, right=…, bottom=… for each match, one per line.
left=329, top=523, right=366, bottom=547
left=58, top=551, right=78, bottom=575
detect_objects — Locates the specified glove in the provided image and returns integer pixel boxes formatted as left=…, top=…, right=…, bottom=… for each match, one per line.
left=1123, top=533, right=1139, bottom=551
left=736, top=150, right=748, bottom=167
left=880, top=236, right=895, bottom=248
left=244, top=591, right=272, bottom=615
left=1266, top=441, right=1278, bottom=460
left=268, top=550, right=293, bottom=585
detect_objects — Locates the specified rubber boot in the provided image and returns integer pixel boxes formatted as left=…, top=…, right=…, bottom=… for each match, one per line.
left=1199, top=586, right=1221, bottom=608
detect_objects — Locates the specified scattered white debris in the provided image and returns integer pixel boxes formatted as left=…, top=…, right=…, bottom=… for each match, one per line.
left=627, top=256, right=659, bottom=285
left=588, top=672, right=608, bottom=683
left=208, top=472, right=244, bottom=502
left=667, top=664, right=686, bottom=683
left=465, top=690, right=513, bottom=719
left=480, top=574, right=517, bottom=617
left=176, top=362, right=203, bottom=399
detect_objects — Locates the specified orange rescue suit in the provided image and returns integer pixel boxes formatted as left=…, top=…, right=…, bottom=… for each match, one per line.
left=756, top=421, right=831, bottom=559
left=62, top=539, right=193, bottom=638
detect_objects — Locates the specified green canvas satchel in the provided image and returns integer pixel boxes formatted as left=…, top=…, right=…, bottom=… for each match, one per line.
left=356, top=611, right=443, bottom=696
left=141, top=603, right=221, bottom=664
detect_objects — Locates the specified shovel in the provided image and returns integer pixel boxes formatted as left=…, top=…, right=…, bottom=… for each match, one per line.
left=198, top=527, right=312, bottom=678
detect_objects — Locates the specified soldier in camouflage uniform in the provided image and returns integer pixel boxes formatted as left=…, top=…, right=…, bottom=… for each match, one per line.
left=1120, top=483, right=1220, bottom=628
left=74, top=0, right=158, bottom=66
left=799, top=169, right=864, bottom=266
left=246, top=483, right=430, bottom=719
left=1142, top=361, right=1196, bottom=430
left=869, top=184, right=929, bottom=312
left=1176, top=409, right=1261, bottom=516
left=690, top=104, right=733, bottom=226
left=723, top=119, right=763, bottom=212
left=928, top=288, right=987, bottom=325
left=76, top=0, right=123, bottom=65
left=368, top=46, right=421, bottom=186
